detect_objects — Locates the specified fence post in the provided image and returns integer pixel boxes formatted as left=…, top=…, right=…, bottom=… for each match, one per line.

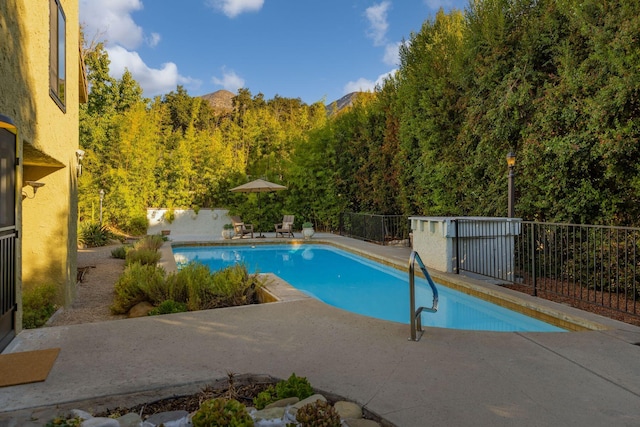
left=455, top=219, right=460, bottom=274
left=531, top=223, right=537, bottom=297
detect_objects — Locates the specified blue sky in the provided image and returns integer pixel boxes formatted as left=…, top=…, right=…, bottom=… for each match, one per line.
left=80, top=0, right=468, bottom=105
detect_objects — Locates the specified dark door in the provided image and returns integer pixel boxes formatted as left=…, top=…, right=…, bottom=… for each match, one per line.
left=0, top=121, right=17, bottom=352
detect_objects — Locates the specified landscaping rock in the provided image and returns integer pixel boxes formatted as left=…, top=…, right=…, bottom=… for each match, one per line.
left=252, top=406, right=286, bottom=421
left=62, top=392, right=383, bottom=427
left=286, top=394, right=327, bottom=418
left=142, top=410, right=189, bottom=426
left=128, top=301, right=154, bottom=318
left=80, top=417, right=120, bottom=427
left=116, top=412, right=143, bottom=427
left=334, top=401, right=363, bottom=419
left=265, top=396, right=299, bottom=408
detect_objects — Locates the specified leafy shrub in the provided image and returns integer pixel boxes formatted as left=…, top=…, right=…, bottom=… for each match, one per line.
left=125, top=215, right=148, bottom=236
left=78, top=222, right=111, bottom=247
left=148, top=300, right=188, bottom=316
left=45, top=416, right=82, bottom=426
left=22, top=283, right=58, bottom=329
left=169, top=262, right=217, bottom=311
left=112, top=261, right=262, bottom=316
left=164, top=209, right=175, bottom=224
left=295, top=400, right=341, bottom=427
left=125, top=248, right=161, bottom=266
left=111, top=263, right=166, bottom=314
left=191, top=398, right=254, bottom=427
left=253, top=387, right=276, bottom=410
left=134, top=234, right=165, bottom=251
left=253, top=373, right=314, bottom=409
left=223, top=223, right=234, bottom=230
left=275, top=373, right=314, bottom=401
left=111, top=245, right=131, bottom=259
left=165, top=262, right=262, bottom=311
left=208, top=263, right=262, bottom=308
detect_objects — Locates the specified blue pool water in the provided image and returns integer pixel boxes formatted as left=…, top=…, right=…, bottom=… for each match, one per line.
left=172, top=244, right=565, bottom=332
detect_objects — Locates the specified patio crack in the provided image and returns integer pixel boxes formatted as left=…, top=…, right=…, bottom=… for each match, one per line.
left=518, top=333, right=640, bottom=399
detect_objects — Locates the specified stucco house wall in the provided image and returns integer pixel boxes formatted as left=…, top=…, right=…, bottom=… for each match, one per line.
left=0, top=0, right=85, bottom=332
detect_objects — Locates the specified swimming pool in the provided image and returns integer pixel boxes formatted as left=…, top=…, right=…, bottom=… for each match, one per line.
left=172, top=244, right=565, bottom=332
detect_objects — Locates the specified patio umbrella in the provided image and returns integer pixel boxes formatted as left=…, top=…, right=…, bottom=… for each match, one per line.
left=230, top=178, right=287, bottom=237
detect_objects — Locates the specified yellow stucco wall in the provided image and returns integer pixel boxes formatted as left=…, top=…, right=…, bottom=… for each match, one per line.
left=0, top=0, right=81, bottom=330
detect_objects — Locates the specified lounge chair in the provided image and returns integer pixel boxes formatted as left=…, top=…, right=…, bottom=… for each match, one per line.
left=275, top=215, right=295, bottom=238
left=231, top=216, right=254, bottom=238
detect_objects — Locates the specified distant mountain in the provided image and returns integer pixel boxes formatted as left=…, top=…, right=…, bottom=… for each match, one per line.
left=326, top=92, right=362, bottom=115
left=200, top=90, right=234, bottom=115
left=200, top=89, right=362, bottom=116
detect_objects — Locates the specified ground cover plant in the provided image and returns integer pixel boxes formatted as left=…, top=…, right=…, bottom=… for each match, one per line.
left=22, top=283, right=58, bottom=329
left=78, top=222, right=111, bottom=247
left=110, top=235, right=264, bottom=315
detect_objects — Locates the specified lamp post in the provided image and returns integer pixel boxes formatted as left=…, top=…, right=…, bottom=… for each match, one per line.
left=99, top=189, right=105, bottom=224
left=506, top=152, right=516, bottom=218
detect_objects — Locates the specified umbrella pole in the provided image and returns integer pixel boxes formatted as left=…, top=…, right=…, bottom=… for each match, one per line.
left=257, top=192, right=265, bottom=238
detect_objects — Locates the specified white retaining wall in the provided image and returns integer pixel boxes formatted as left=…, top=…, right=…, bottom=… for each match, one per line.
left=147, top=208, right=232, bottom=238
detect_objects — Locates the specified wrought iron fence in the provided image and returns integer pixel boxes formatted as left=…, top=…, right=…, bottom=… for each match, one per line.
left=0, top=230, right=16, bottom=349
left=340, top=213, right=410, bottom=246
left=454, top=219, right=640, bottom=318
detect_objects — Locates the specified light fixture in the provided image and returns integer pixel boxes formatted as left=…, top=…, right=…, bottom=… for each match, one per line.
left=23, top=181, right=45, bottom=199
left=506, top=151, right=516, bottom=218
left=76, top=149, right=85, bottom=176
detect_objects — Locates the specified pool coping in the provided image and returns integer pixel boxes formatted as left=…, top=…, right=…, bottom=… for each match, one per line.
left=165, top=238, right=619, bottom=332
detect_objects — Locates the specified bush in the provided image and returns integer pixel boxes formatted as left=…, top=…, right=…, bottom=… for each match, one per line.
left=134, top=234, right=165, bottom=251
left=22, top=283, right=59, bottom=329
left=148, top=300, right=188, bottom=316
left=296, top=400, right=341, bottom=427
left=78, top=222, right=111, bottom=247
left=253, top=373, right=314, bottom=409
left=125, top=248, right=161, bottom=266
left=111, top=261, right=263, bottom=316
left=208, top=263, right=262, bottom=308
left=191, top=398, right=254, bottom=427
left=111, top=245, right=131, bottom=259
left=125, top=215, right=148, bottom=236
left=111, top=263, right=166, bottom=314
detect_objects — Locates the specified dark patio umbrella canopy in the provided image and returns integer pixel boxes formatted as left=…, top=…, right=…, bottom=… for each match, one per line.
left=230, top=179, right=287, bottom=237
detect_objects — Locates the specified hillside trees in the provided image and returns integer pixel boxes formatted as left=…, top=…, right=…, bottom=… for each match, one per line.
left=79, top=47, right=327, bottom=233
left=79, top=0, right=640, bottom=232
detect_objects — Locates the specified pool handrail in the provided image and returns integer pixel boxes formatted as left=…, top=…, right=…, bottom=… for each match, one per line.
left=409, top=251, right=439, bottom=341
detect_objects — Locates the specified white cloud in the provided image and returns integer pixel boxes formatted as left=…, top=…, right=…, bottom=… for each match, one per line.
left=383, top=41, right=401, bottom=66
left=80, top=0, right=144, bottom=49
left=80, top=0, right=198, bottom=97
left=343, top=70, right=396, bottom=94
left=205, top=0, right=264, bottom=18
left=146, top=32, right=161, bottom=48
left=212, top=69, right=245, bottom=93
left=107, top=46, right=200, bottom=97
left=365, top=1, right=391, bottom=47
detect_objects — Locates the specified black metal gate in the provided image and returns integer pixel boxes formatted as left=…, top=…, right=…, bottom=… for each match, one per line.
left=0, top=117, right=17, bottom=351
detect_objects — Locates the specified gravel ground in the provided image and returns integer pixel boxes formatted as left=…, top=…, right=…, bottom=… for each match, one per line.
left=47, top=243, right=127, bottom=326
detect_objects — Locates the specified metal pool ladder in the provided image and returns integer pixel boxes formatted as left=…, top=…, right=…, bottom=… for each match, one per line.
left=409, top=251, right=439, bottom=341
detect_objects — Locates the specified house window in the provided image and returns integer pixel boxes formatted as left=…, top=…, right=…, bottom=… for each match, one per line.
left=49, top=0, right=66, bottom=111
